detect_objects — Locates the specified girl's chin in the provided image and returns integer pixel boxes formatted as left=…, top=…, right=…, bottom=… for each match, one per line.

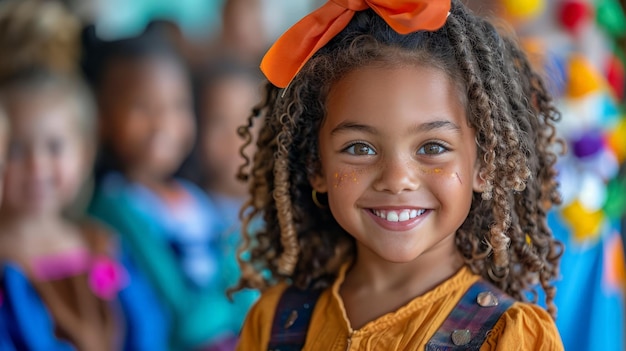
left=12, top=204, right=61, bottom=217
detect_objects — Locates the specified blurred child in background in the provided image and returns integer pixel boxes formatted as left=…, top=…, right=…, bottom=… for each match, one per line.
left=0, top=1, right=168, bottom=350
left=0, top=70, right=168, bottom=351
left=184, top=58, right=263, bottom=335
left=216, top=0, right=267, bottom=64
left=192, top=59, right=261, bottom=223
left=84, top=24, right=240, bottom=350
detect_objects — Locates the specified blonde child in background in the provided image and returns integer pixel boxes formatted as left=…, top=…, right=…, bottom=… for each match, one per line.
left=85, top=25, right=240, bottom=351
left=0, top=70, right=168, bottom=351
left=0, top=1, right=167, bottom=349
left=234, top=0, right=565, bottom=349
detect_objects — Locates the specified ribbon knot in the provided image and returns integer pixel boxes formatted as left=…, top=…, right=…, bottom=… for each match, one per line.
left=331, top=0, right=369, bottom=11
left=260, top=0, right=451, bottom=88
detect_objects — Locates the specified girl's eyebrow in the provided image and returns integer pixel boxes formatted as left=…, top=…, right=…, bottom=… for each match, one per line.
left=330, top=119, right=461, bottom=136
left=412, top=120, right=461, bottom=133
left=330, top=122, right=377, bottom=136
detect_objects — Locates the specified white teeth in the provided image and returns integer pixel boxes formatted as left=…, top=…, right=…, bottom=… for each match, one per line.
left=398, top=210, right=410, bottom=221
left=387, top=211, right=399, bottom=222
left=373, top=209, right=426, bottom=222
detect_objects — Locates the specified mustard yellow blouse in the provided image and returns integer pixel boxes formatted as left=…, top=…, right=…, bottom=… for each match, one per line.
left=237, top=265, right=564, bottom=351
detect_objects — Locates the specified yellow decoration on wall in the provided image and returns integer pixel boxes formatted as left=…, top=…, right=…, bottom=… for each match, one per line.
left=566, top=54, right=604, bottom=98
left=502, top=0, right=545, bottom=20
left=562, top=200, right=605, bottom=242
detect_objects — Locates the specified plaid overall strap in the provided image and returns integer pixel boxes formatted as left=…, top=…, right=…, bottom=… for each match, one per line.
left=425, top=279, right=515, bottom=351
left=267, top=286, right=323, bottom=351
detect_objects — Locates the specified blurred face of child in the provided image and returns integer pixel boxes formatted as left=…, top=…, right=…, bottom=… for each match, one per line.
left=2, top=92, right=88, bottom=216
left=200, top=76, right=258, bottom=198
left=222, top=0, right=266, bottom=59
left=100, top=56, right=194, bottom=181
left=311, top=64, right=485, bottom=265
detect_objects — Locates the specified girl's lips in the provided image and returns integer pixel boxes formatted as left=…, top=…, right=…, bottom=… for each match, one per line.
left=365, top=208, right=431, bottom=231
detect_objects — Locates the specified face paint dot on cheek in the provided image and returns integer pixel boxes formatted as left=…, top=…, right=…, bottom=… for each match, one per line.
left=420, top=167, right=465, bottom=185
left=333, top=170, right=360, bottom=188
left=419, top=167, right=445, bottom=175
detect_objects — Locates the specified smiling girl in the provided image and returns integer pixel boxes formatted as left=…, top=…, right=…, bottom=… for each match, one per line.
left=233, top=0, right=564, bottom=350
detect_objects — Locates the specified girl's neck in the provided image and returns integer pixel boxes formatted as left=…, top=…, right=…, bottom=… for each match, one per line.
left=124, top=169, right=175, bottom=193
left=0, top=213, right=83, bottom=264
left=0, top=211, right=68, bottom=237
left=1, top=205, right=57, bottom=221
left=339, top=235, right=464, bottom=330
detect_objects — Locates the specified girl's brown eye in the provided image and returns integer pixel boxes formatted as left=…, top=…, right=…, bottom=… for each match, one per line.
left=418, top=142, right=447, bottom=155
left=345, top=142, right=375, bottom=156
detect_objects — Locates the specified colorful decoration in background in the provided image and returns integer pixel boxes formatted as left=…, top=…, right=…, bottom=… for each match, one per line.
left=596, top=0, right=626, bottom=37
left=558, top=0, right=592, bottom=34
left=502, top=0, right=545, bottom=21
left=565, top=54, right=603, bottom=98
left=605, top=52, right=625, bottom=100
left=498, top=0, right=626, bottom=350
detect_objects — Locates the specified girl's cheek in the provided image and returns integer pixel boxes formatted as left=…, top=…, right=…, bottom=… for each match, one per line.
left=330, top=165, right=373, bottom=189
left=333, top=169, right=359, bottom=189
left=419, top=166, right=467, bottom=187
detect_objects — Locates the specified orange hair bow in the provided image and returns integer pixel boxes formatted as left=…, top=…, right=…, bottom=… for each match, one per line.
left=260, top=0, right=451, bottom=88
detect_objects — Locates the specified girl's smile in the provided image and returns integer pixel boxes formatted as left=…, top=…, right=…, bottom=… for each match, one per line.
left=366, top=207, right=430, bottom=231
left=370, top=208, right=427, bottom=223
left=312, top=63, right=485, bottom=264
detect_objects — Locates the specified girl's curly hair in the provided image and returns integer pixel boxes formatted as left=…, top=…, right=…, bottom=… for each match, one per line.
left=234, top=0, right=563, bottom=318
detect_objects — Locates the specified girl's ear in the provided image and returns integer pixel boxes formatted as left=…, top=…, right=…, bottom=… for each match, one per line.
left=309, top=172, right=328, bottom=193
left=472, top=162, right=486, bottom=193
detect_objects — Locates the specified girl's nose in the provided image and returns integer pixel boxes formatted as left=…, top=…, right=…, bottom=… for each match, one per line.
left=26, top=151, right=50, bottom=180
left=372, top=155, right=420, bottom=194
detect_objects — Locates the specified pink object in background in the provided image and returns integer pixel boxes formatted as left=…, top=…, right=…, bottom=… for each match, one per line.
left=88, top=256, right=129, bottom=300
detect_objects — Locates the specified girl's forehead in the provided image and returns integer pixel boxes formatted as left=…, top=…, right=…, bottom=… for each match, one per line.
left=328, top=64, right=462, bottom=108
left=325, top=64, right=463, bottom=119
left=108, top=54, right=182, bottom=76
left=103, top=58, right=189, bottom=101
left=320, top=64, right=471, bottom=139
left=7, top=92, right=80, bottom=133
